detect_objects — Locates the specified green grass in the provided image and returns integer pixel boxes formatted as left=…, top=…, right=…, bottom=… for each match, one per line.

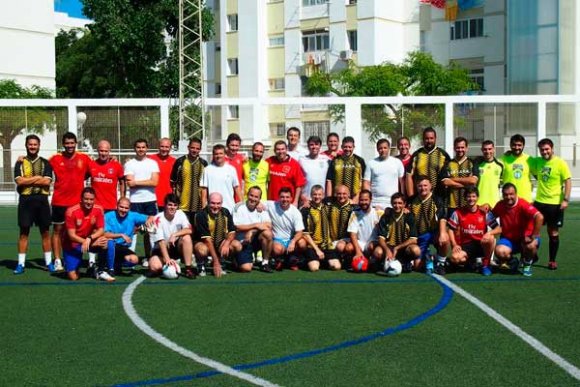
left=1, top=205, right=579, bottom=386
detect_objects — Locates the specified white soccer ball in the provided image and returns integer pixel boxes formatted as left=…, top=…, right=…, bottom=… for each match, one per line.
left=384, top=259, right=402, bottom=277
left=162, top=262, right=181, bottom=279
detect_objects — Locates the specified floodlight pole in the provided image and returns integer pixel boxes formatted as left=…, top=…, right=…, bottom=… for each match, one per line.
left=179, top=0, right=205, bottom=141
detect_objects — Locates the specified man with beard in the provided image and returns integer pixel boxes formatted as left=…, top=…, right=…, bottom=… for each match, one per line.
left=171, top=137, right=208, bottom=225
left=406, top=127, right=450, bottom=197
left=408, top=176, right=449, bottom=275
left=530, top=138, right=572, bottom=270
left=242, top=142, right=269, bottom=200
left=447, top=186, right=499, bottom=276
left=442, top=137, right=478, bottom=216
left=500, top=134, right=534, bottom=202
left=13, top=135, right=54, bottom=274
left=347, top=190, right=382, bottom=269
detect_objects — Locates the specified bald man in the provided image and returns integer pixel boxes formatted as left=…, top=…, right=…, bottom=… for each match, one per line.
left=194, top=192, right=242, bottom=278
left=149, top=137, right=176, bottom=212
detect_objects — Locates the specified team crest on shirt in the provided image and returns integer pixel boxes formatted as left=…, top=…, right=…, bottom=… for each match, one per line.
left=512, top=163, right=523, bottom=179
left=90, top=216, right=96, bottom=225
left=541, top=167, right=552, bottom=182
left=108, top=168, right=114, bottom=174
left=76, top=219, right=82, bottom=226
left=78, top=160, right=84, bottom=168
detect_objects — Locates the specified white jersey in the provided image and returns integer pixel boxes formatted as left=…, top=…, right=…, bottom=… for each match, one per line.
left=299, top=154, right=330, bottom=199
left=347, top=207, right=382, bottom=244
left=124, top=157, right=160, bottom=203
left=233, top=202, right=272, bottom=241
left=151, top=209, right=191, bottom=244
left=266, top=201, right=304, bottom=240
left=288, top=146, right=308, bottom=160
left=363, top=156, right=404, bottom=209
left=201, top=163, right=239, bottom=213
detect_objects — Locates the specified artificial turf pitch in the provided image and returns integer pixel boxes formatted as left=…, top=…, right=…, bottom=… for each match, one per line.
left=0, top=205, right=579, bottom=386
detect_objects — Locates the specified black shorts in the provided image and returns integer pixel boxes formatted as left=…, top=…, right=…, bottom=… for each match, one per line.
left=461, top=241, right=484, bottom=260
left=51, top=205, right=68, bottom=224
left=113, top=244, right=136, bottom=260
left=151, top=241, right=184, bottom=260
left=131, top=201, right=158, bottom=216
left=534, top=202, right=564, bottom=228
left=18, top=195, right=51, bottom=231
left=185, top=211, right=198, bottom=226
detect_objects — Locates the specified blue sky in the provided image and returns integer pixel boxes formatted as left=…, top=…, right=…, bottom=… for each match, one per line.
left=54, top=0, right=88, bottom=19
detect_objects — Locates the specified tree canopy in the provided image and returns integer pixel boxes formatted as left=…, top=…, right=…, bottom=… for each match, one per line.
left=305, top=51, right=478, bottom=140
left=56, top=0, right=214, bottom=98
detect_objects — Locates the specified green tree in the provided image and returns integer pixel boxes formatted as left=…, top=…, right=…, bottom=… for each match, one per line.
left=56, top=1, right=214, bottom=99
left=0, top=80, right=55, bottom=183
left=305, top=51, right=478, bottom=140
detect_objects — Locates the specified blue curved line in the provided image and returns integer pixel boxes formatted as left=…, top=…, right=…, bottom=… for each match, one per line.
left=112, top=276, right=454, bottom=387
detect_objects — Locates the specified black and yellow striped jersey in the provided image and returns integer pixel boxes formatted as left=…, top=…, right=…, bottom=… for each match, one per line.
left=301, top=204, right=332, bottom=250
left=194, top=207, right=235, bottom=249
left=328, top=200, right=353, bottom=241
left=408, top=194, right=446, bottom=235
left=170, top=155, right=208, bottom=212
left=407, top=147, right=450, bottom=196
left=14, top=156, right=52, bottom=196
left=443, top=157, right=479, bottom=209
left=377, top=208, right=417, bottom=248
left=326, top=154, right=366, bottom=197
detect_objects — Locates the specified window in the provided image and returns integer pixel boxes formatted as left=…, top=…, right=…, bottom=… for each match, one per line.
left=303, top=0, right=328, bottom=5
left=304, top=121, right=330, bottom=139
left=215, top=83, right=222, bottom=95
left=347, top=30, right=357, bottom=51
left=347, top=0, right=357, bottom=4
left=270, top=123, right=286, bottom=137
left=469, top=68, right=484, bottom=91
left=215, top=42, right=221, bottom=51
left=227, top=58, right=238, bottom=75
left=227, top=14, right=238, bottom=32
left=269, top=78, right=285, bottom=90
left=302, top=29, right=329, bottom=52
left=450, top=18, right=483, bottom=40
left=228, top=105, right=239, bottom=119
left=269, top=34, right=285, bottom=47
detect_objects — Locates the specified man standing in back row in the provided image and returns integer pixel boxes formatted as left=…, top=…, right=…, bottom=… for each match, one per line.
left=149, top=137, right=176, bottom=212
left=500, top=134, right=534, bottom=203
left=326, top=136, right=366, bottom=203
left=531, top=138, right=572, bottom=270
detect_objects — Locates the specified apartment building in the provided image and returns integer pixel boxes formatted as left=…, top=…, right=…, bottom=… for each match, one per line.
left=205, top=0, right=421, bottom=146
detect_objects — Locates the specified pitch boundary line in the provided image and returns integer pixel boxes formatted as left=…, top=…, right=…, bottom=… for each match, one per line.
left=121, top=275, right=279, bottom=387
left=433, top=274, right=580, bottom=381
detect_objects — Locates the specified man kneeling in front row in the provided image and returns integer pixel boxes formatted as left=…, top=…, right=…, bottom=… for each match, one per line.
left=148, top=194, right=196, bottom=279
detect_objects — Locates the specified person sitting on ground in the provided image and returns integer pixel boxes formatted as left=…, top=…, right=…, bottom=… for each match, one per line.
left=347, top=189, right=382, bottom=270
left=148, top=194, right=196, bottom=279
left=233, top=186, right=274, bottom=273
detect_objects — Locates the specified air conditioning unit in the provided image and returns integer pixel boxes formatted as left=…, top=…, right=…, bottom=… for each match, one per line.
left=340, top=49, right=353, bottom=60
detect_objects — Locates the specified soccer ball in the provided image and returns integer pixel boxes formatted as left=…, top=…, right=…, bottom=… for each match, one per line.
left=384, top=259, right=402, bottom=277
left=351, top=256, right=369, bottom=272
left=162, top=262, right=181, bottom=279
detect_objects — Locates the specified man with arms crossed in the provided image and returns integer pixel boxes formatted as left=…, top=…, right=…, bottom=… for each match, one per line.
left=234, top=186, right=273, bottom=273
left=531, top=138, right=572, bottom=270
left=442, top=137, right=478, bottom=216
left=13, top=134, right=54, bottom=274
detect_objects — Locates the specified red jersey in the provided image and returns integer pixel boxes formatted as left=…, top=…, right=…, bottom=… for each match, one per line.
left=63, top=203, right=105, bottom=250
left=89, top=159, right=124, bottom=211
left=322, top=149, right=343, bottom=160
left=149, top=154, right=176, bottom=207
left=448, top=207, right=496, bottom=245
left=49, top=152, right=91, bottom=207
left=266, top=155, right=306, bottom=201
left=226, top=153, right=245, bottom=202
left=492, top=198, right=539, bottom=243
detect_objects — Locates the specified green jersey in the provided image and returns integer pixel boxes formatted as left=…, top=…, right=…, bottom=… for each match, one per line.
left=500, top=152, right=533, bottom=202
left=531, top=156, right=571, bottom=205
left=475, top=158, right=503, bottom=207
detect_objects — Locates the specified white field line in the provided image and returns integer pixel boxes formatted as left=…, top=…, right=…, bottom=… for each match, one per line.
left=121, top=276, right=280, bottom=387
left=434, top=274, right=580, bottom=381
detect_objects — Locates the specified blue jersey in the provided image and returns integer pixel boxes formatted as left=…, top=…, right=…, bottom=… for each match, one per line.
left=105, top=211, right=148, bottom=246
